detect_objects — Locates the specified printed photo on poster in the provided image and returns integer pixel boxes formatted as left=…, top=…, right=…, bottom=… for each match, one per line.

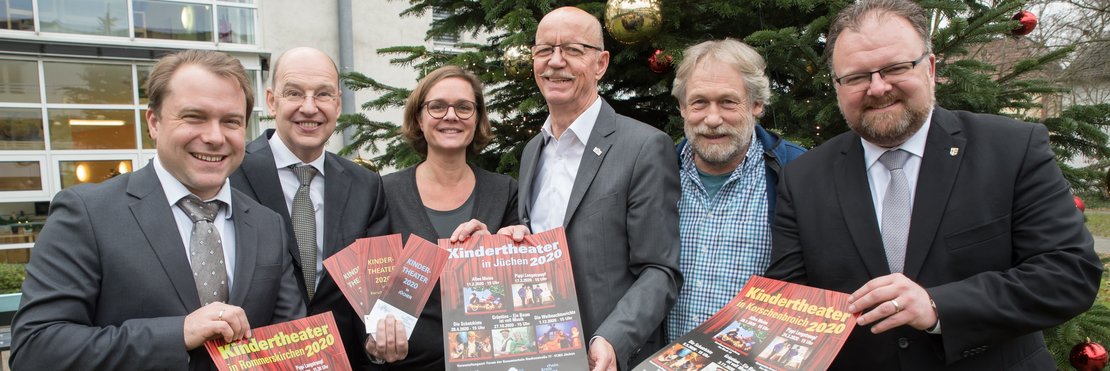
left=534, top=320, right=581, bottom=353
left=447, top=330, right=494, bottom=361
left=464, top=282, right=506, bottom=314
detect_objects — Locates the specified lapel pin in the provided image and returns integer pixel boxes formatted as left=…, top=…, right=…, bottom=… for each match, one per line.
left=950, top=147, right=959, bottom=156
left=593, top=147, right=603, bottom=156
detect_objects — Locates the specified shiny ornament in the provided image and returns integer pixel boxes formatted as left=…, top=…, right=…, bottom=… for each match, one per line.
left=605, top=0, right=663, bottom=44
left=352, top=156, right=377, bottom=172
left=648, top=49, right=672, bottom=74
left=1070, top=339, right=1108, bottom=371
left=502, top=45, right=532, bottom=79
left=1011, top=10, right=1037, bottom=36
left=1074, top=195, right=1086, bottom=213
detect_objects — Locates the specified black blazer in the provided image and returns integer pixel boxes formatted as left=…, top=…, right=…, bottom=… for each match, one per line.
left=380, top=163, right=520, bottom=370
left=766, top=107, right=1102, bottom=370
left=230, top=129, right=390, bottom=368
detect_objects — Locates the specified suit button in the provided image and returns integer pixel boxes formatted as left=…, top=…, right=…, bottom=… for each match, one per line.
left=897, top=337, right=910, bottom=349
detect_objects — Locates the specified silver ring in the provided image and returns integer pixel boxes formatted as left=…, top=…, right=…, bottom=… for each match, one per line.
left=217, top=309, right=225, bottom=320
left=890, top=299, right=902, bottom=313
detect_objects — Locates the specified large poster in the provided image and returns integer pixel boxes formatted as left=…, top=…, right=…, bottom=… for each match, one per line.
left=634, top=276, right=857, bottom=371
left=439, top=227, right=589, bottom=370
left=205, top=312, right=351, bottom=371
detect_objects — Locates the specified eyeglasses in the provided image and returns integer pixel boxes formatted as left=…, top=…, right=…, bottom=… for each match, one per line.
left=833, top=52, right=930, bottom=92
left=530, top=43, right=603, bottom=59
left=423, top=100, right=477, bottom=120
left=278, top=90, right=339, bottom=104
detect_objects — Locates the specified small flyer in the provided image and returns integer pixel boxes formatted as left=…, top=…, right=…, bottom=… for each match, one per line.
left=633, top=276, right=857, bottom=371
left=205, top=312, right=351, bottom=371
left=364, top=235, right=449, bottom=339
left=439, top=227, right=589, bottom=371
left=322, top=234, right=404, bottom=320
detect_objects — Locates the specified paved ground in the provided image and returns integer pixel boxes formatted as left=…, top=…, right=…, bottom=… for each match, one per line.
left=1094, top=236, right=1110, bottom=255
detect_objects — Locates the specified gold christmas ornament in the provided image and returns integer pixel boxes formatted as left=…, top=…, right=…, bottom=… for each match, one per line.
left=605, top=0, right=663, bottom=44
left=502, top=45, right=532, bottom=79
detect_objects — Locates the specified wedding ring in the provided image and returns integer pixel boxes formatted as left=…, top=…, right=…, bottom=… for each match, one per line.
left=217, top=309, right=225, bottom=320
left=890, top=299, right=902, bottom=313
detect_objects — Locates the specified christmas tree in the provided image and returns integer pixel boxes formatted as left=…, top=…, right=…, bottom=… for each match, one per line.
left=338, top=0, right=1109, bottom=364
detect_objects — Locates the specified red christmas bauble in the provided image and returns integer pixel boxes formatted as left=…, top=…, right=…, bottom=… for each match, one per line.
left=1070, top=340, right=1108, bottom=371
left=1011, top=10, right=1037, bottom=36
left=1074, top=195, right=1086, bottom=213
left=648, top=49, right=672, bottom=74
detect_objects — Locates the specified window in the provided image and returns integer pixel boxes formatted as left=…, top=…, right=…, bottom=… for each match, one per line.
left=0, top=108, right=44, bottom=150
left=58, top=159, right=132, bottom=189
left=0, top=0, right=34, bottom=31
left=133, top=0, right=212, bottom=42
left=0, top=162, right=42, bottom=191
left=48, top=109, right=137, bottom=150
left=0, top=59, right=41, bottom=103
left=38, top=0, right=129, bottom=37
left=217, top=6, right=255, bottom=44
left=44, top=62, right=134, bottom=104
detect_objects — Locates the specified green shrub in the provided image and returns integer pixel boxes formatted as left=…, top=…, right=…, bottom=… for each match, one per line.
left=0, top=263, right=26, bottom=294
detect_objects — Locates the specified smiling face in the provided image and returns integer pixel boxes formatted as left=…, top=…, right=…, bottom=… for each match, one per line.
left=419, top=77, right=478, bottom=155
left=680, top=58, right=763, bottom=175
left=267, top=47, right=341, bottom=162
left=533, top=7, right=610, bottom=117
left=831, top=13, right=935, bottom=147
left=148, top=64, right=247, bottom=200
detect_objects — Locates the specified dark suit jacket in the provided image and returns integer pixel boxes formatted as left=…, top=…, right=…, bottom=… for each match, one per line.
left=380, top=163, right=520, bottom=370
left=11, top=163, right=305, bottom=371
left=766, top=107, right=1102, bottom=370
left=230, top=129, right=390, bottom=368
left=518, top=99, right=682, bottom=370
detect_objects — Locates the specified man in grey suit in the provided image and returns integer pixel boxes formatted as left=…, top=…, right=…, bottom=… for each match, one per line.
left=512, top=7, right=682, bottom=371
left=229, top=47, right=390, bottom=368
left=11, top=50, right=305, bottom=370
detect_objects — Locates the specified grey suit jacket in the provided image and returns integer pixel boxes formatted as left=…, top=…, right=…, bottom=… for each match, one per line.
left=518, top=99, right=682, bottom=369
left=230, top=129, right=390, bottom=368
left=767, top=107, right=1102, bottom=370
left=11, top=163, right=306, bottom=371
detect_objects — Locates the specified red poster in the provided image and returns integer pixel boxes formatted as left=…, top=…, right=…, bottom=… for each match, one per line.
left=205, top=312, right=351, bottom=371
left=322, top=234, right=403, bottom=320
left=439, top=227, right=589, bottom=370
left=634, top=276, right=857, bottom=371
left=365, top=235, right=449, bottom=339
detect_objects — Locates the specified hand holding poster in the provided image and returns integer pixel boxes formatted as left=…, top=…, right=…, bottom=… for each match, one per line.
left=634, top=276, right=856, bottom=371
left=322, top=234, right=403, bottom=320
left=365, top=235, right=449, bottom=339
left=205, top=312, right=350, bottom=371
left=439, top=227, right=589, bottom=370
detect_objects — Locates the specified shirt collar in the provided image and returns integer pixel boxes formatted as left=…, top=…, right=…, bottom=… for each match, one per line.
left=269, top=132, right=326, bottom=177
left=541, top=96, right=603, bottom=146
left=862, top=107, right=934, bottom=170
left=152, top=155, right=233, bottom=219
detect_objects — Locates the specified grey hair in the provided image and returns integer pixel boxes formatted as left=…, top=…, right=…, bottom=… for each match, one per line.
left=672, top=38, right=771, bottom=116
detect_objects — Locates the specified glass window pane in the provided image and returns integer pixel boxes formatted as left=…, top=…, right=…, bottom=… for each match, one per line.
left=0, top=162, right=42, bottom=191
left=48, top=109, right=136, bottom=150
left=133, top=0, right=212, bottom=42
left=0, top=0, right=34, bottom=31
left=0, top=108, right=44, bottom=150
left=0, top=59, right=41, bottom=103
left=218, top=6, right=255, bottom=44
left=38, top=0, right=128, bottom=37
left=44, top=62, right=133, bottom=104
left=59, top=159, right=133, bottom=189
left=137, top=65, right=153, bottom=105
left=140, top=109, right=154, bottom=149
left=0, top=201, right=46, bottom=249
left=221, top=0, right=255, bottom=4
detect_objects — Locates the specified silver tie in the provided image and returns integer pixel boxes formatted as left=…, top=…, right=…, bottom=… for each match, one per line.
left=291, top=164, right=319, bottom=299
left=879, top=149, right=912, bottom=273
left=178, top=195, right=228, bottom=305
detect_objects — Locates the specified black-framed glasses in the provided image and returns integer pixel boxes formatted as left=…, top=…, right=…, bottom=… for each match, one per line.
left=530, top=43, right=603, bottom=59
left=833, top=52, right=930, bottom=92
left=423, top=100, right=477, bottom=119
left=278, top=90, right=340, bottom=104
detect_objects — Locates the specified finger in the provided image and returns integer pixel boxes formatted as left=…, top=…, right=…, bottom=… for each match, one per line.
left=869, top=306, right=914, bottom=334
left=856, top=299, right=901, bottom=326
left=396, top=325, right=410, bottom=357
left=848, top=282, right=901, bottom=313
left=374, top=318, right=389, bottom=355
left=364, top=336, right=377, bottom=354
left=847, top=274, right=897, bottom=306
left=512, top=227, right=526, bottom=242
left=384, top=316, right=399, bottom=362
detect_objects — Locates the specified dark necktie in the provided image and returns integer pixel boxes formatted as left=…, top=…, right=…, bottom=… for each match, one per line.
left=879, top=149, right=912, bottom=273
left=291, top=164, right=319, bottom=299
left=178, top=195, right=229, bottom=305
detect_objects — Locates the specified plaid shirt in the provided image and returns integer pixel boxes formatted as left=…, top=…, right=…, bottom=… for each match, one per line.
left=667, top=133, right=772, bottom=342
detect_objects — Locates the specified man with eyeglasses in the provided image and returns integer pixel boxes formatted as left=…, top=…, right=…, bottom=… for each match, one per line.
left=765, top=0, right=1101, bottom=369
left=230, top=47, right=390, bottom=369
left=509, top=6, right=681, bottom=371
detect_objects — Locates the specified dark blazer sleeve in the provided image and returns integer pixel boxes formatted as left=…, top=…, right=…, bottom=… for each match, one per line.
left=765, top=158, right=807, bottom=284
left=362, top=169, right=391, bottom=238
left=11, top=189, right=189, bottom=370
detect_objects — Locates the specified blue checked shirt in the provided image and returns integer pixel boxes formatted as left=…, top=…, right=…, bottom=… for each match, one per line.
left=667, top=132, right=772, bottom=342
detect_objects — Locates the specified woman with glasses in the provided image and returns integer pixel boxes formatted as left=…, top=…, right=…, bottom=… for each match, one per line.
left=369, top=65, right=520, bottom=369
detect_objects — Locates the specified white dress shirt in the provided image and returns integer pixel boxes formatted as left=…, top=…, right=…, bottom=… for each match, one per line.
left=862, top=109, right=934, bottom=227
left=529, top=96, right=603, bottom=233
left=152, top=156, right=237, bottom=291
left=269, top=134, right=327, bottom=289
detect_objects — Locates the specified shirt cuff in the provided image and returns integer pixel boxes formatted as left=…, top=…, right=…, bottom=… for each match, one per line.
left=925, top=300, right=942, bottom=334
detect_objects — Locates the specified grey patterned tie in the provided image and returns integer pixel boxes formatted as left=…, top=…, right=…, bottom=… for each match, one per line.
left=879, top=149, right=912, bottom=273
left=291, top=164, right=319, bottom=299
left=178, top=195, right=229, bottom=305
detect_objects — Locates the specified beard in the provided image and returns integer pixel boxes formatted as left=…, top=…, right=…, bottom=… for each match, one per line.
left=848, top=91, right=933, bottom=147
left=685, top=114, right=755, bottom=169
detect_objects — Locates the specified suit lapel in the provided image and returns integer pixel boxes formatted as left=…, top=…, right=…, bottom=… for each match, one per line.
left=229, top=192, right=257, bottom=306
left=835, top=137, right=890, bottom=277
left=563, top=102, right=616, bottom=226
left=242, top=132, right=300, bottom=267
left=903, top=109, right=965, bottom=278
left=323, top=154, right=350, bottom=257
left=519, top=135, right=544, bottom=223
left=127, top=166, right=201, bottom=311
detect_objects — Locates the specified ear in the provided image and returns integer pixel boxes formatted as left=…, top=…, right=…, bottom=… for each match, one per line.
left=145, top=109, right=159, bottom=140
left=266, top=87, right=277, bottom=114
left=926, top=53, right=936, bottom=84
left=677, top=101, right=687, bottom=119
left=751, top=101, right=764, bottom=117
left=595, top=50, right=610, bottom=80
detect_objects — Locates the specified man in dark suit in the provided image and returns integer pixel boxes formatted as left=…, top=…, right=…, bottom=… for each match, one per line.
left=229, top=47, right=390, bottom=368
left=11, top=50, right=305, bottom=370
left=511, top=7, right=682, bottom=371
left=765, top=0, right=1103, bottom=369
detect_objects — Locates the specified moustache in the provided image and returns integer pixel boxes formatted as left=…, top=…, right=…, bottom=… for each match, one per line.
left=691, top=125, right=743, bottom=137
left=862, top=93, right=902, bottom=109
left=539, top=70, right=575, bottom=80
